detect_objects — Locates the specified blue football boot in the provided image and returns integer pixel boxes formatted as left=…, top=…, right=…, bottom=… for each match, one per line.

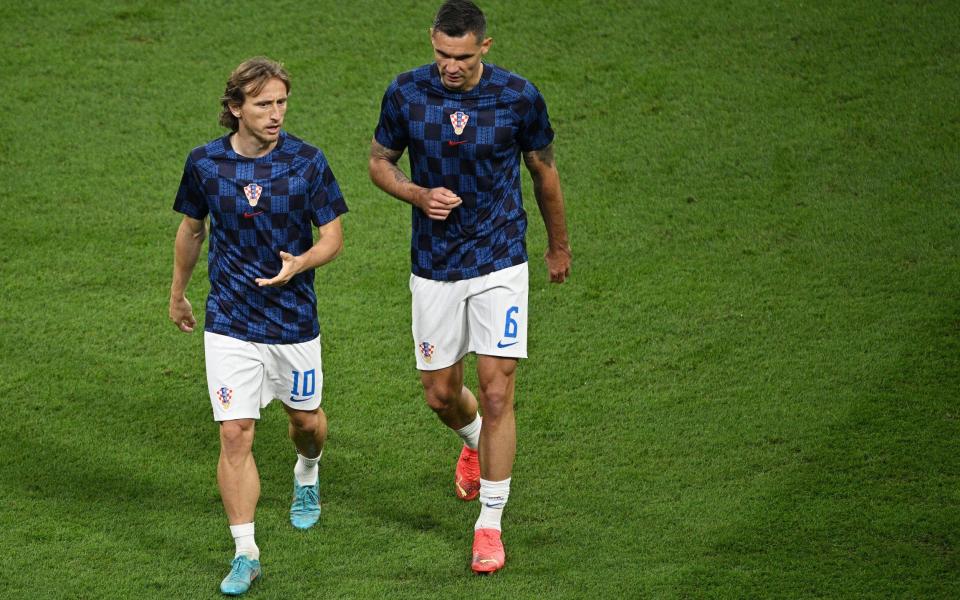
left=290, top=479, right=321, bottom=530
left=219, top=555, right=261, bottom=596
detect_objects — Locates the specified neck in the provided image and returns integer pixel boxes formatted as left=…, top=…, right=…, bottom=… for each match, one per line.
left=466, top=63, right=484, bottom=91
left=230, top=130, right=278, bottom=158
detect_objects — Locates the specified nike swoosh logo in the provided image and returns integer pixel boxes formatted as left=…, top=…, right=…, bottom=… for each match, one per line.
left=243, top=211, right=264, bottom=218
left=496, top=340, right=519, bottom=348
left=289, top=396, right=311, bottom=403
left=448, top=140, right=468, bottom=146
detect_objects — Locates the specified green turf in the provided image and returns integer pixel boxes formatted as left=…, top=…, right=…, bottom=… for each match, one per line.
left=1, top=0, right=958, bottom=598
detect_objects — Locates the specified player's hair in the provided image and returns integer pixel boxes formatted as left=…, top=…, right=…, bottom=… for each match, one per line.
left=433, top=0, right=486, bottom=41
left=219, top=57, right=291, bottom=131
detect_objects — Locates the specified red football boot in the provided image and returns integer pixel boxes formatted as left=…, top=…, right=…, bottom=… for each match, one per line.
left=471, top=528, right=505, bottom=574
left=454, top=445, right=480, bottom=501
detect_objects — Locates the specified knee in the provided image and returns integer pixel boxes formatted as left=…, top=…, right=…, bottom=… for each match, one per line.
left=220, top=419, right=255, bottom=454
left=289, top=410, right=320, bottom=435
left=423, top=382, right=461, bottom=414
left=479, top=383, right=513, bottom=421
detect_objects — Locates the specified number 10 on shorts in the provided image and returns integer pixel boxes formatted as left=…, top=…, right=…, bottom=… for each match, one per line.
left=291, top=369, right=316, bottom=398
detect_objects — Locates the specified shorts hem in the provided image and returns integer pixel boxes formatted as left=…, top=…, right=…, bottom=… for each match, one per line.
left=416, top=351, right=468, bottom=372
left=474, top=351, right=527, bottom=360
left=213, top=413, right=260, bottom=422
left=280, top=398, right=322, bottom=411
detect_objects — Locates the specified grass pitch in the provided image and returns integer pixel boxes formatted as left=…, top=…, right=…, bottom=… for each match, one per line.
left=1, top=1, right=958, bottom=598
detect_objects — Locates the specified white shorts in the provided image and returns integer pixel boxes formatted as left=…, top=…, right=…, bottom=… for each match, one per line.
left=204, top=331, right=323, bottom=421
left=410, top=262, right=528, bottom=371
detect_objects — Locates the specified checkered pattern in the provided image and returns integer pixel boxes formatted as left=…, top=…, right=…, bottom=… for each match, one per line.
left=174, top=131, right=348, bottom=344
left=374, top=63, right=554, bottom=281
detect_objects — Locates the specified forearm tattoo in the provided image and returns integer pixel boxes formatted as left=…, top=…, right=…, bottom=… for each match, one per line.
left=392, top=167, right=411, bottom=185
left=370, top=142, right=404, bottom=164
left=371, top=142, right=410, bottom=185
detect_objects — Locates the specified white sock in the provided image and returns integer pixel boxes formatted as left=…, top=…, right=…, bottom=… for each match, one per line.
left=230, top=522, right=259, bottom=560
left=455, top=414, right=482, bottom=450
left=474, top=477, right=511, bottom=531
left=294, top=452, right=321, bottom=486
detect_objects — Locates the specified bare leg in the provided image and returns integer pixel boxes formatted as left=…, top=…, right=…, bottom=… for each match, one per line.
left=420, top=359, right=479, bottom=431
left=284, top=405, right=325, bottom=529
left=475, top=356, right=517, bottom=481
left=218, top=419, right=259, bottom=525
left=283, top=405, right=327, bottom=458
left=469, top=356, right=517, bottom=573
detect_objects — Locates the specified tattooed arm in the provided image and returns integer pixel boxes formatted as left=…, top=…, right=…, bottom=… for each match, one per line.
left=368, top=138, right=462, bottom=221
left=523, top=143, right=572, bottom=283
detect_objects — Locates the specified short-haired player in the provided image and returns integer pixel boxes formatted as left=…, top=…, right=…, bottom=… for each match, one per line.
left=369, top=0, right=572, bottom=574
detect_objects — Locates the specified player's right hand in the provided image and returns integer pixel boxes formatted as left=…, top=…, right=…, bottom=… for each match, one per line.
left=545, top=245, right=572, bottom=283
left=169, top=295, right=197, bottom=333
left=416, top=187, right=462, bottom=220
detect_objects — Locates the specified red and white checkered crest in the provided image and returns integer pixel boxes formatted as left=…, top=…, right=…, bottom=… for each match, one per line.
left=450, top=111, right=469, bottom=136
left=243, top=183, right=262, bottom=207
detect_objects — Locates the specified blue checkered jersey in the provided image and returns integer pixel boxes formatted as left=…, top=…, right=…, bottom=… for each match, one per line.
left=173, top=131, right=348, bottom=344
left=374, top=63, right=554, bottom=281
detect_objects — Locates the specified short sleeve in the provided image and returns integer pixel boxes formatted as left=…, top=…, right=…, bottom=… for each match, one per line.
left=308, top=151, right=349, bottom=227
left=373, top=80, right=408, bottom=151
left=516, top=83, right=555, bottom=153
left=172, top=155, right=209, bottom=219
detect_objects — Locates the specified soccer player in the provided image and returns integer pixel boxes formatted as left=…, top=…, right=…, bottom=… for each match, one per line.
left=368, top=0, right=571, bottom=574
left=168, top=57, right=347, bottom=595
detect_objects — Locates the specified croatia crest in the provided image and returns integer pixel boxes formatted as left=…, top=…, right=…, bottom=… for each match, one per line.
left=418, top=341, right=436, bottom=364
left=243, top=182, right=262, bottom=207
left=450, top=110, right=469, bottom=136
left=216, top=386, right=233, bottom=410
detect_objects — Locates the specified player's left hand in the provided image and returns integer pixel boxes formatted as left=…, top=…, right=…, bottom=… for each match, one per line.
left=256, top=251, right=302, bottom=287
left=169, top=295, right=197, bottom=332
left=545, top=245, right=572, bottom=283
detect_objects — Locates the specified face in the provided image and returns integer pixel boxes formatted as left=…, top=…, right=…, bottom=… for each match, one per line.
left=430, top=29, right=492, bottom=92
left=231, top=77, right=288, bottom=147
